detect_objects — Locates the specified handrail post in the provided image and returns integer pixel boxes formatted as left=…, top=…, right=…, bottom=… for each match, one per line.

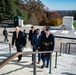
left=49, top=52, right=52, bottom=74
left=9, top=43, right=11, bottom=55
left=68, top=43, right=70, bottom=54
left=63, top=43, right=65, bottom=54
left=60, top=42, right=62, bottom=56
left=55, top=52, right=58, bottom=68
left=65, top=43, right=68, bottom=54
left=33, top=54, right=37, bottom=75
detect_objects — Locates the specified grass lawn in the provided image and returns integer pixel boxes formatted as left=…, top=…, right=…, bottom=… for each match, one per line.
left=73, top=22, right=76, bottom=28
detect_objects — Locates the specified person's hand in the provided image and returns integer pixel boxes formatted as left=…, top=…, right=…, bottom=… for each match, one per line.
left=38, top=47, right=40, bottom=49
left=34, top=46, right=37, bottom=50
left=37, top=47, right=40, bottom=51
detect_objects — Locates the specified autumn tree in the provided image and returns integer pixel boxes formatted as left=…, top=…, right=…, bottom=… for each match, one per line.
left=21, top=0, right=47, bottom=25
left=45, top=11, right=62, bottom=26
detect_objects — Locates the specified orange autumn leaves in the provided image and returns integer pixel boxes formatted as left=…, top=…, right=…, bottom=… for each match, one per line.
left=45, top=12, right=62, bottom=26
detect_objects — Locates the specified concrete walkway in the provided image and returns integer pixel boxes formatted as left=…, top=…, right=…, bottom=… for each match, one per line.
left=0, top=44, right=76, bottom=75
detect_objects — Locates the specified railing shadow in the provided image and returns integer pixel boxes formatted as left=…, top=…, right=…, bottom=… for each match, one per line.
left=0, top=63, right=42, bottom=75
left=61, top=72, right=76, bottom=75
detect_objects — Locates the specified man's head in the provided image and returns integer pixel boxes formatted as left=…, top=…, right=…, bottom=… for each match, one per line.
left=23, top=29, right=26, bottom=32
left=31, top=26, right=34, bottom=30
left=4, top=27, right=6, bottom=30
left=45, top=27, right=50, bottom=35
left=15, top=26, right=19, bottom=32
left=43, top=26, right=46, bottom=32
left=36, top=29, right=40, bottom=34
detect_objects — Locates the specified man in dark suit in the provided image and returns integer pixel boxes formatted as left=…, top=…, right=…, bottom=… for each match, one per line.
left=31, top=29, right=42, bottom=65
left=12, top=26, right=25, bottom=62
left=41, top=27, right=55, bottom=68
left=28, top=26, right=36, bottom=46
left=23, top=29, right=27, bottom=47
left=41, top=26, right=46, bottom=35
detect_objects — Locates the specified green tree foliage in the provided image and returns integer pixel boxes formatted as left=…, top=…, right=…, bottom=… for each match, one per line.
left=16, top=7, right=28, bottom=23
left=0, top=0, right=27, bottom=23
left=0, top=0, right=17, bottom=20
left=15, top=0, right=28, bottom=23
left=0, top=0, right=6, bottom=21
left=4, top=0, right=17, bottom=19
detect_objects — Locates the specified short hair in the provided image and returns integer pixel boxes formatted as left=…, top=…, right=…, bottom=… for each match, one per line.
left=46, top=26, right=50, bottom=31
left=36, top=29, right=40, bottom=31
left=4, top=27, right=6, bottom=29
left=24, top=29, right=26, bottom=32
left=31, top=26, right=34, bottom=29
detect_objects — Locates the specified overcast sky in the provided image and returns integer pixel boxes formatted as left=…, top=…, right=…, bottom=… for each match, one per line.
left=41, top=0, right=76, bottom=10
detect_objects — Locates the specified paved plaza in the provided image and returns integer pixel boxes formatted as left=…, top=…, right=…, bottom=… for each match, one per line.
left=0, top=45, right=76, bottom=75
left=0, top=26, right=76, bottom=75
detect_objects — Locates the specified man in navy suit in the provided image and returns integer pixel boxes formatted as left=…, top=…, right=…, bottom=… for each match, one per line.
left=31, top=29, right=42, bottom=65
left=12, top=26, right=25, bottom=62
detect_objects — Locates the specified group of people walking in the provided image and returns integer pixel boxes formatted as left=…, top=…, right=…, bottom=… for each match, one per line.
left=11, top=26, right=55, bottom=69
left=28, top=26, right=55, bottom=68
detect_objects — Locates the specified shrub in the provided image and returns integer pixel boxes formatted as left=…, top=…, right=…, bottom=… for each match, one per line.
left=45, top=18, right=62, bottom=26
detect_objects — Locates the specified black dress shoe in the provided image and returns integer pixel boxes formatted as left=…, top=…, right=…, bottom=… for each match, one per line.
left=41, top=65, right=45, bottom=69
left=46, top=66, right=48, bottom=68
left=18, top=59, right=21, bottom=62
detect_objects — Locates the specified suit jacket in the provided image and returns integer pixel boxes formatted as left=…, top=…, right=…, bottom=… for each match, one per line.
left=41, top=30, right=45, bottom=35
left=12, top=31, right=25, bottom=46
left=41, top=33, right=55, bottom=59
left=28, top=30, right=36, bottom=45
left=23, top=32, right=27, bottom=46
left=41, top=33, right=55, bottom=51
left=32, top=34, right=42, bottom=48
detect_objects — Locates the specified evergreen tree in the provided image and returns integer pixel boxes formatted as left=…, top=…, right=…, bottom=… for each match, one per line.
left=0, top=0, right=29, bottom=23
left=0, top=0, right=6, bottom=21
left=16, top=6, right=28, bottom=23
left=4, top=0, right=17, bottom=19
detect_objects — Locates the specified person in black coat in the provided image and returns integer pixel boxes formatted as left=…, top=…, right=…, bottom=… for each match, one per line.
left=3, top=27, right=9, bottom=42
left=41, top=26, right=46, bottom=35
left=12, top=26, right=25, bottom=62
left=28, top=26, right=36, bottom=46
left=23, top=29, right=27, bottom=47
left=41, top=27, right=55, bottom=68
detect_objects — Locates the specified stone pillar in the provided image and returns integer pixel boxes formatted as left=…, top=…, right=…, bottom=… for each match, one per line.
left=62, top=16, right=74, bottom=30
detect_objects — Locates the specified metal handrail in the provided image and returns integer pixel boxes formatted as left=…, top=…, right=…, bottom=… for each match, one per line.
left=0, top=43, right=11, bottom=55
left=0, top=50, right=59, bottom=75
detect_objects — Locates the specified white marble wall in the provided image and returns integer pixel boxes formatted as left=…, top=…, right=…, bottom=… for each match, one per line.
left=62, top=16, right=74, bottom=30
